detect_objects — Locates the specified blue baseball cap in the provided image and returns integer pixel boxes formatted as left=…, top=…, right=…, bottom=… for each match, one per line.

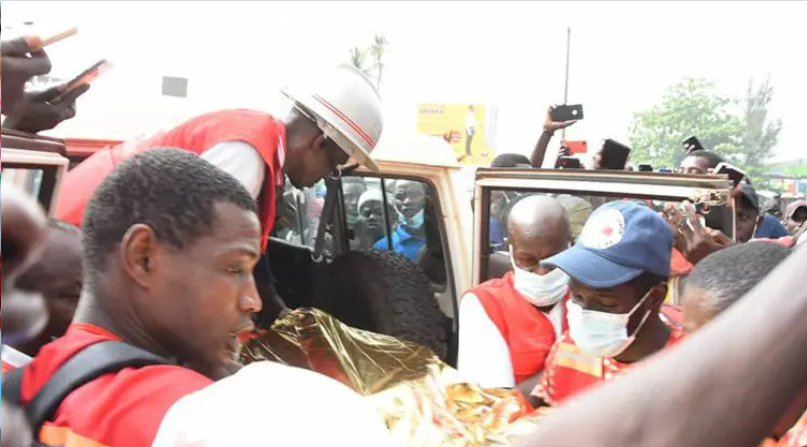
left=542, top=200, right=673, bottom=288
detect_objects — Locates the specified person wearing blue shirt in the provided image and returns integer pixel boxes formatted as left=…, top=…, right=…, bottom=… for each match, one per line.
left=490, top=218, right=506, bottom=247
left=755, top=213, right=789, bottom=239
left=374, top=223, right=426, bottom=260
left=375, top=180, right=427, bottom=261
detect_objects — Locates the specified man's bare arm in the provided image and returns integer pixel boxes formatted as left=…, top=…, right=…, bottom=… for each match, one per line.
left=530, top=130, right=555, bottom=168
left=514, top=245, right=807, bottom=447
left=529, top=106, right=577, bottom=168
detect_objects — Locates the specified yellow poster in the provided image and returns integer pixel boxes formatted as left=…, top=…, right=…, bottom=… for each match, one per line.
left=416, top=103, right=495, bottom=166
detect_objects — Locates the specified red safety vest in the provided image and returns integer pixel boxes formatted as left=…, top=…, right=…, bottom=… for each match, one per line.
left=468, top=272, right=569, bottom=384
left=55, top=109, right=286, bottom=251
left=534, top=325, right=686, bottom=406
left=18, top=324, right=212, bottom=447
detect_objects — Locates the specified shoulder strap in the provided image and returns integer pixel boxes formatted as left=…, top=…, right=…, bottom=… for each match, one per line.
left=1, top=366, right=26, bottom=405
left=25, top=340, right=171, bottom=431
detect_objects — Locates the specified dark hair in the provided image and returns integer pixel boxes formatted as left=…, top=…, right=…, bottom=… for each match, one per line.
left=491, top=153, right=531, bottom=168
left=686, top=242, right=790, bottom=312
left=688, top=150, right=725, bottom=169
left=83, top=148, right=258, bottom=275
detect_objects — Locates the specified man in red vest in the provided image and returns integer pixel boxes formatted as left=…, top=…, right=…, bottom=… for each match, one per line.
left=458, top=195, right=572, bottom=397
left=9, top=149, right=263, bottom=446
left=55, top=64, right=383, bottom=321
left=531, top=201, right=685, bottom=407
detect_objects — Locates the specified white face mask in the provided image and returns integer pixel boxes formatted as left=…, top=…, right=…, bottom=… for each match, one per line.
left=398, top=209, right=425, bottom=229
left=509, top=247, right=570, bottom=307
left=566, top=291, right=654, bottom=359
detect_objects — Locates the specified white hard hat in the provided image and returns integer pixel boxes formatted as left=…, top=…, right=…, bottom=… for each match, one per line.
left=281, top=64, right=383, bottom=172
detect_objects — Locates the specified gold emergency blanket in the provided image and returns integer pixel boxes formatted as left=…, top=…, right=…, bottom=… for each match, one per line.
left=242, top=308, right=543, bottom=446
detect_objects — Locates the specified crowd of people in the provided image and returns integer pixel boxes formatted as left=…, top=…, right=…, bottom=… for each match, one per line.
left=3, top=29, right=807, bottom=447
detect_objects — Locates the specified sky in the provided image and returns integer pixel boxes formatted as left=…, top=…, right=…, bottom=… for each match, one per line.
left=3, top=1, right=805, bottom=163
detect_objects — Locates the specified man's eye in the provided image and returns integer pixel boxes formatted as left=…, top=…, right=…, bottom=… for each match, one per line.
left=228, top=267, right=245, bottom=275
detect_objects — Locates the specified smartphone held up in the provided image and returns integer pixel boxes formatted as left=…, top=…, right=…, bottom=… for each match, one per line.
left=598, top=139, right=631, bottom=171
left=682, top=136, right=704, bottom=155
left=550, top=104, right=584, bottom=122
left=54, top=59, right=113, bottom=102
left=714, top=162, right=750, bottom=187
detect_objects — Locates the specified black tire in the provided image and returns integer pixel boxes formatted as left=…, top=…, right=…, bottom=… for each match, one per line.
left=313, top=250, right=449, bottom=360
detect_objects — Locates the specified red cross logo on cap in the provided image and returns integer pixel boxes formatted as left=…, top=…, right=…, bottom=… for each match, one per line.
left=578, top=208, right=626, bottom=250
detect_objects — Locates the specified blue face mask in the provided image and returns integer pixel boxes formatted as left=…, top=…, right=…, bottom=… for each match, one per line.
left=398, top=209, right=425, bottom=229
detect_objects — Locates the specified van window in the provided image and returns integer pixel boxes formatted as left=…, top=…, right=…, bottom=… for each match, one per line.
left=1, top=168, right=45, bottom=198
left=483, top=189, right=730, bottom=281
left=343, top=176, right=447, bottom=288
left=272, top=175, right=449, bottom=290
left=272, top=179, right=326, bottom=249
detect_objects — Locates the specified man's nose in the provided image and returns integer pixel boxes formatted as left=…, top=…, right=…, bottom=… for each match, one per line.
left=534, top=265, right=554, bottom=275
left=239, top=280, right=263, bottom=313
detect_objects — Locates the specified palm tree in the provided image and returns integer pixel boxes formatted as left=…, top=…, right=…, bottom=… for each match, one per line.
left=349, top=47, right=370, bottom=76
left=369, top=33, right=389, bottom=92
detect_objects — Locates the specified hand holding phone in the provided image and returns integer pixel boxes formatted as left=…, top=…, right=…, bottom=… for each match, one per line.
left=665, top=201, right=734, bottom=264
left=562, top=140, right=588, bottom=154
left=549, top=104, right=584, bottom=123
left=598, top=139, right=631, bottom=170
left=53, top=59, right=112, bottom=102
left=558, top=156, right=583, bottom=169
left=714, top=162, right=749, bottom=187
left=682, top=136, right=704, bottom=155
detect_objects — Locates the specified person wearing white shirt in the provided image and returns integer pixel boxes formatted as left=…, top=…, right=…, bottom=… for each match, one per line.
left=151, top=361, right=398, bottom=447
left=458, top=195, right=572, bottom=397
left=464, top=105, right=477, bottom=156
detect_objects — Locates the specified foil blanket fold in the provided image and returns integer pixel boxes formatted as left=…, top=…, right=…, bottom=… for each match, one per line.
left=242, top=308, right=545, bottom=447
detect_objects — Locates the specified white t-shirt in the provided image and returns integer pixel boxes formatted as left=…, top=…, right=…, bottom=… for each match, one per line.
left=465, top=111, right=477, bottom=135
left=200, top=141, right=267, bottom=199
left=457, top=292, right=564, bottom=389
left=151, top=361, right=396, bottom=447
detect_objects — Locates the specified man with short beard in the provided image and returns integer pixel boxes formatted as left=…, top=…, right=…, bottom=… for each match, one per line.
left=6, top=149, right=263, bottom=446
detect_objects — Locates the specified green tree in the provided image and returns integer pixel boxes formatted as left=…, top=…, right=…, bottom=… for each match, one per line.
left=738, top=75, right=782, bottom=168
left=629, top=78, right=744, bottom=168
left=348, top=47, right=371, bottom=76
left=369, top=33, right=389, bottom=92
left=347, top=33, right=389, bottom=93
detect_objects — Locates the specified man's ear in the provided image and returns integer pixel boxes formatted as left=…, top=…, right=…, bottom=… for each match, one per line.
left=311, top=133, right=328, bottom=152
left=119, top=224, right=159, bottom=289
